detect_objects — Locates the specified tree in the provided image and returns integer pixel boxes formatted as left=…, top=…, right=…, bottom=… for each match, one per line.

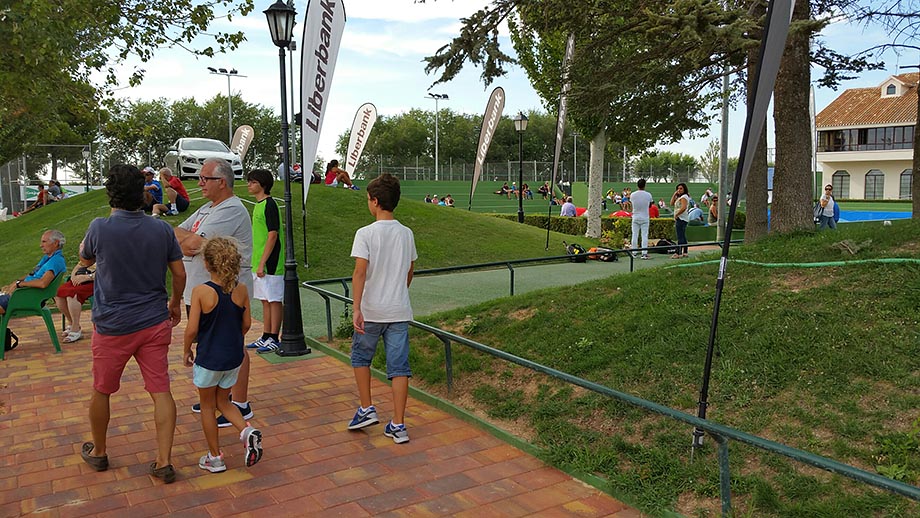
left=699, top=140, right=721, bottom=185
left=0, top=0, right=253, bottom=164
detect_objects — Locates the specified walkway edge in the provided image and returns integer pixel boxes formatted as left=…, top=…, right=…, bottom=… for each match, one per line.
left=305, top=335, right=658, bottom=516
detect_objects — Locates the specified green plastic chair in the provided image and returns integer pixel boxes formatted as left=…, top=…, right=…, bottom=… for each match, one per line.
left=0, top=272, right=65, bottom=360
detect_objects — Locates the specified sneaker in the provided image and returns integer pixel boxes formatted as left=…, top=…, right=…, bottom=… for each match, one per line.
left=641, top=255, right=650, bottom=260
left=246, top=337, right=266, bottom=349
left=350, top=185, right=360, bottom=190
left=241, top=425, right=263, bottom=467
left=234, top=401, right=254, bottom=420
left=347, top=406, right=379, bottom=430
left=192, top=393, right=232, bottom=413
left=384, top=421, right=410, bottom=444
left=212, top=401, right=253, bottom=427
left=256, top=337, right=281, bottom=354
left=167, top=208, right=179, bottom=216
left=199, top=452, right=227, bottom=473
left=149, top=462, right=176, bottom=483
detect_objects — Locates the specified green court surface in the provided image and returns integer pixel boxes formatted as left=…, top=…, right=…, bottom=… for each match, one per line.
left=261, top=247, right=717, bottom=340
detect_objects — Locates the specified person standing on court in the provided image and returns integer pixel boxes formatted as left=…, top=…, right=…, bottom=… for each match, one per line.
left=630, top=179, right=654, bottom=260
left=79, top=164, right=186, bottom=484
left=175, top=158, right=255, bottom=427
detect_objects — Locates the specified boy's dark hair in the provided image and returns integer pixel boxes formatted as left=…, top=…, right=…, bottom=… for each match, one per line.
left=637, top=178, right=646, bottom=189
left=247, top=169, right=274, bottom=195
left=367, top=173, right=401, bottom=211
left=105, top=164, right=145, bottom=210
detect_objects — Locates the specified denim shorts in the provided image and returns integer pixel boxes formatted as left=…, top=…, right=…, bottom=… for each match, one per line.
left=350, top=321, right=412, bottom=379
left=193, top=364, right=241, bottom=389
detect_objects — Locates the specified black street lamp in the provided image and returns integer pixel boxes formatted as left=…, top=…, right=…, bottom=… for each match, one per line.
left=82, top=146, right=90, bottom=192
left=513, top=112, right=528, bottom=223
left=265, top=0, right=309, bottom=357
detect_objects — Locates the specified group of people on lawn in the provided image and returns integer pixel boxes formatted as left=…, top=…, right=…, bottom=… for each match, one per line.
left=2, top=158, right=415, bottom=483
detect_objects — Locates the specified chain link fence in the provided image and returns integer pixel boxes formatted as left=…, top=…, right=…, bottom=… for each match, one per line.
left=357, top=156, right=635, bottom=184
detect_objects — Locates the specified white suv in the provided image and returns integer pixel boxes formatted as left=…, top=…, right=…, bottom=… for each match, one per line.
left=164, top=138, right=244, bottom=179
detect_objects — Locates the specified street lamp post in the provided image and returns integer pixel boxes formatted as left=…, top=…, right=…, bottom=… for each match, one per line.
left=265, top=0, right=309, bottom=357
left=207, top=66, right=247, bottom=145
left=426, top=93, right=449, bottom=181
left=514, top=112, right=528, bottom=223
left=82, top=146, right=90, bottom=192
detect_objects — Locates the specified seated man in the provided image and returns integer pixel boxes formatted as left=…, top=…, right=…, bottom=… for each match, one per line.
left=0, top=230, right=67, bottom=314
left=47, top=180, right=65, bottom=202
left=152, top=167, right=190, bottom=216
left=141, top=167, right=163, bottom=213
left=538, top=182, right=550, bottom=199
left=560, top=197, right=577, bottom=217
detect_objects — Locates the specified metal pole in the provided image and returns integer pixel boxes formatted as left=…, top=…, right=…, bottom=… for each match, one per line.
left=573, top=133, right=577, bottom=183
left=275, top=45, right=309, bottom=357
left=289, top=42, right=298, bottom=170
left=227, top=75, right=233, bottom=145
left=518, top=130, right=524, bottom=223
left=434, top=97, right=439, bottom=182
left=717, top=70, right=730, bottom=241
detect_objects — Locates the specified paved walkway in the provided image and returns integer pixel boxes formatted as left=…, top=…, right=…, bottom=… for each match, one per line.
left=0, top=316, right=640, bottom=517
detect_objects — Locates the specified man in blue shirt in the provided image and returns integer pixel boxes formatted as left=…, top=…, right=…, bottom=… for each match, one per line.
left=142, top=166, right=163, bottom=213
left=0, top=230, right=67, bottom=313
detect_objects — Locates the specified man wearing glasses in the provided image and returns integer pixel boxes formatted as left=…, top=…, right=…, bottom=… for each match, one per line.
left=175, top=158, right=256, bottom=425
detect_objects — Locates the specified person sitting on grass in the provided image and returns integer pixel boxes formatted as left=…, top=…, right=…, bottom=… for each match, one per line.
left=538, top=182, right=550, bottom=199
left=20, top=183, right=48, bottom=215
left=324, top=159, right=358, bottom=190
left=152, top=167, right=191, bottom=217
left=494, top=182, right=510, bottom=196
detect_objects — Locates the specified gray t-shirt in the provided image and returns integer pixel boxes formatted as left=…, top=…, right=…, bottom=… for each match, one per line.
left=82, top=210, right=183, bottom=335
left=178, top=196, right=253, bottom=302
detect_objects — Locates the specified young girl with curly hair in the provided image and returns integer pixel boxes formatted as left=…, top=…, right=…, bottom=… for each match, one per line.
left=183, top=237, right=263, bottom=472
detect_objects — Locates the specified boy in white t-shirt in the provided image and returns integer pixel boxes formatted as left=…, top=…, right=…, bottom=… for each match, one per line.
left=346, top=174, right=418, bottom=444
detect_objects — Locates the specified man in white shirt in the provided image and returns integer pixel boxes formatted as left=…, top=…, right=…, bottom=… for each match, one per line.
left=630, top=179, right=655, bottom=259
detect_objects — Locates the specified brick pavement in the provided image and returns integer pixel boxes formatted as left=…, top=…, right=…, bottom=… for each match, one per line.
left=0, top=316, right=641, bottom=517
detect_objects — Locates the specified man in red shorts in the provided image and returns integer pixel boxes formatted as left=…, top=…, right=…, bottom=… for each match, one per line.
left=78, top=164, right=186, bottom=484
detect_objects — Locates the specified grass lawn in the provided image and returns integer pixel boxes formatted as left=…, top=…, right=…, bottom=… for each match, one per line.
left=3, top=178, right=918, bottom=516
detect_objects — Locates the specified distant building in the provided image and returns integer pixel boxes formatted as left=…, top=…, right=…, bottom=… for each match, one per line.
left=815, top=72, right=916, bottom=200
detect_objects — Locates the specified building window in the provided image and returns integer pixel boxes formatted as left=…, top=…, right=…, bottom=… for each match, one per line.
left=901, top=169, right=913, bottom=200
left=886, top=84, right=896, bottom=95
left=818, top=125, right=914, bottom=151
left=865, top=169, right=885, bottom=199
left=832, top=170, right=850, bottom=198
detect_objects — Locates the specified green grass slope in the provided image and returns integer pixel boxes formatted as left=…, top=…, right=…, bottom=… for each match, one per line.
left=399, top=219, right=920, bottom=517
left=0, top=181, right=598, bottom=283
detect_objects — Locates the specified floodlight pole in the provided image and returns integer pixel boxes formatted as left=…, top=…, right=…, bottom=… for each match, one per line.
left=208, top=67, right=247, bottom=145
left=426, top=93, right=449, bottom=181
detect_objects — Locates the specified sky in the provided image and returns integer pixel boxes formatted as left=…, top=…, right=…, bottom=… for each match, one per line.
left=109, top=0, right=911, bottom=167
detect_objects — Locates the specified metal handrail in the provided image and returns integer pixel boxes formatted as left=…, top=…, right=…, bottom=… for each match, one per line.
left=299, top=282, right=920, bottom=516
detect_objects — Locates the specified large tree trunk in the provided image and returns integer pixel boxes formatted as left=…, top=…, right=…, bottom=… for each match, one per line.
left=771, top=0, right=813, bottom=233
left=743, top=6, right=769, bottom=243
left=585, top=130, right=606, bottom=238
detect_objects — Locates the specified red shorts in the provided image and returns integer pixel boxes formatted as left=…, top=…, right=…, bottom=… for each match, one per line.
left=56, top=280, right=94, bottom=304
left=92, top=320, right=172, bottom=395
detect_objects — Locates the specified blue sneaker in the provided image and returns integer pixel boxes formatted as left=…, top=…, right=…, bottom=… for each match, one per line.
left=384, top=421, right=410, bottom=444
left=215, top=402, right=253, bottom=428
left=256, top=337, right=281, bottom=354
left=246, top=337, right=267, bottom=349
left=347, top=406, right=379, bottom=430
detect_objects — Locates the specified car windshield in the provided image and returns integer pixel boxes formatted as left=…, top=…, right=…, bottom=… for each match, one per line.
left=182, top=139, right=230, bottom=152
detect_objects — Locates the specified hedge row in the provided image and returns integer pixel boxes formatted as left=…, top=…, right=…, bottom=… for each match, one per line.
left=490, top=212, right=745, bottom=240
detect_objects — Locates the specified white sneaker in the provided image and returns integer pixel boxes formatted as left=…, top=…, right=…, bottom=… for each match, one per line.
left=199, top=452, right=227, bottom=473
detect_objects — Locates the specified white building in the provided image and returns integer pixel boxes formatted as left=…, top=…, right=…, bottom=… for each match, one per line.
left=815, top=72, right=916, bottom=200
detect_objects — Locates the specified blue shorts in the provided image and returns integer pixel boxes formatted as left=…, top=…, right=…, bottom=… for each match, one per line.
left=193, top=364, right=240, bottom=389
left=350, top=321, right=412, bottom=379
left=0, top=293, right=8, bottom=311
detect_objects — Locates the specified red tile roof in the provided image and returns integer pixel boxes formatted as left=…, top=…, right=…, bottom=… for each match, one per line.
left=816, top=73, right=918, bottom=128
